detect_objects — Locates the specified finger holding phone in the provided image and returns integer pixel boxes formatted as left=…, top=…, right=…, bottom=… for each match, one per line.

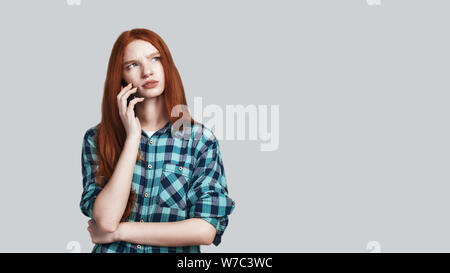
left=117, top=82, right=145, bottom=141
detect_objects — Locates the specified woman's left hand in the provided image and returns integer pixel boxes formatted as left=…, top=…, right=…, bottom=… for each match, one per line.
left=87, top=219, right=119, bottom=244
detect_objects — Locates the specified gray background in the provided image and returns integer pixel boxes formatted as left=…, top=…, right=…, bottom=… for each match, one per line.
left=0, top=0, right=449, bottom=252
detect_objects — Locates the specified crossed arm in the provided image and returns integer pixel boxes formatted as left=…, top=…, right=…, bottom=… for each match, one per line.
left=88, top=217, right=216, bottom=246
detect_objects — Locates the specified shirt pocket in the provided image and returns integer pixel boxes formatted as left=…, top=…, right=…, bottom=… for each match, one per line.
left=156, top=163, right=192, bottom=210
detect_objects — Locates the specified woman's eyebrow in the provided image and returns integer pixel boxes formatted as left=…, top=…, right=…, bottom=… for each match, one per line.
left=123, top=51, right=160, bottom=65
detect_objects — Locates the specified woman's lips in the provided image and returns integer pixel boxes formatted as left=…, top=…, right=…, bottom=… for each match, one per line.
left=143, top=81, right=159, bottom=89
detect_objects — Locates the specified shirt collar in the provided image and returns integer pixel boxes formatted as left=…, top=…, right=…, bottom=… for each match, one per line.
left=159, top=120, right=172, bottom=134
left=141, top=120, right=172, bottom=138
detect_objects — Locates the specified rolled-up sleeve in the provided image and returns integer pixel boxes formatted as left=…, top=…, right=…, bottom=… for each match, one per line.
left=80, top=128, right=103, bottom=219
left=187, top=134, right=236, bottom=246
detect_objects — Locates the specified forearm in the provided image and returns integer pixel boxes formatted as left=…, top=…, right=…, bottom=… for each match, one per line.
left=92, top=137, right=140, bottom=232
left=116, top=218, right=216, bottom=247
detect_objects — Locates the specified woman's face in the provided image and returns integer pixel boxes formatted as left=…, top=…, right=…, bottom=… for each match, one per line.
left=122, top=39, right=165, bottom=98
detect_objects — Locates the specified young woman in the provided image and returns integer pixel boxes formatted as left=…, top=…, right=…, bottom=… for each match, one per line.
left=80, top=28, right=236, bottom=253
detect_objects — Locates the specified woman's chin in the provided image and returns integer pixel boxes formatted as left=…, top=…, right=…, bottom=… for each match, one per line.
left=138, top=88, right=164, bottom=99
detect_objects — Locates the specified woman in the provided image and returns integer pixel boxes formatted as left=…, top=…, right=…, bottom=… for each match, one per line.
left=80, top=28, right=236, bottom=253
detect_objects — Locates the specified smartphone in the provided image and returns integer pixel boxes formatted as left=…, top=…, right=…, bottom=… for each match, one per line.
left=122, top=79, right=137, bottom=116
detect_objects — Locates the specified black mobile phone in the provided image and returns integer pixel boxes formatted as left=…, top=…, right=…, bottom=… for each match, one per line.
left=122, top=79, right=137, bottom=116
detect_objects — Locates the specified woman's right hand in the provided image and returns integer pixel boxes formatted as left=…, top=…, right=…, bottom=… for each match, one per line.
left=117, top=83, right=145, bottom=141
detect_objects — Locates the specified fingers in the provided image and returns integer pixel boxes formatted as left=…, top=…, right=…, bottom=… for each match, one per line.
left=117, top=82, right=132, bottom=99
left=124, top=87, right=138, bottom=99
left=119, top=87, right=138, bottom=115
left=127, top=97, right=145, bottom=113
left=118, top=83, right=137, bottom=101
left=117, top=83, right=132, bottom=114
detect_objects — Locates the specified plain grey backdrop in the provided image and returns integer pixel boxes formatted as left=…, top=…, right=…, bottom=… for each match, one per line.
left=0, top=0, right=449, bottom=252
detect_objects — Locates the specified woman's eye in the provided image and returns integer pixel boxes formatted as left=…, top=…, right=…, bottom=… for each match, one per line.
left=152, top=56, right=160, bottom=61
left=127, top=63, right=137, bottom=69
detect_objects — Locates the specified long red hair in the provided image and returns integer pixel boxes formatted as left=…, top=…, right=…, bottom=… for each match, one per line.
left=94, top=28, right=195, bottom=222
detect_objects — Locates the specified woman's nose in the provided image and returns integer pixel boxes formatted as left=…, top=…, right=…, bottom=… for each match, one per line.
left=142, top=63, right=153, bottom=77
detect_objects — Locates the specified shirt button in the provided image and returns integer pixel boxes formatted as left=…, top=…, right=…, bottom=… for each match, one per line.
left=137, top=244, right=142, bottom=249
left=149, top=139, right=153, bottom=144
left=144, top=192, right=149, bottom=198
left=140, top=219, right=144, bottom=223
left=178, top=166, right=183, bottom=171
left=148, top=164, right=152, bottom=169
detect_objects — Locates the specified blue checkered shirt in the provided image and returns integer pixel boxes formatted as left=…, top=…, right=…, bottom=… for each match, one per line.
left=80, top=121, right=236, bottom=253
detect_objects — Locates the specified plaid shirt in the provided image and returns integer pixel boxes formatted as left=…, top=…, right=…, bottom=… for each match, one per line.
left=80, top=121, right=236, bottom=253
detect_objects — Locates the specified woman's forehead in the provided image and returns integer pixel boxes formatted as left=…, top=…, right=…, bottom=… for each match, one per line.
left=124, top=40, right=158, bottom=59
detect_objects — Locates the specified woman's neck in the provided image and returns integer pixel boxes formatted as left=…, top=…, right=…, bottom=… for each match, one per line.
left=135, top=94, right=170, bottom=132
